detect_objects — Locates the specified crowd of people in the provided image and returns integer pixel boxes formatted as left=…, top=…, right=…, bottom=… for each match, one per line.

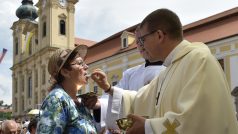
left=2, top=8, right=238, bottom=134
left=0, top=117, right=38, bottom=134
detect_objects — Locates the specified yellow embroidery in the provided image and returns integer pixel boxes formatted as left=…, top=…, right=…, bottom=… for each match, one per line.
left=162, top=119, right=180, bottom=134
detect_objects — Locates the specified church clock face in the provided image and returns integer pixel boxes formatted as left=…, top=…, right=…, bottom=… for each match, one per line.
left=59, top=0, right=67, bottom=7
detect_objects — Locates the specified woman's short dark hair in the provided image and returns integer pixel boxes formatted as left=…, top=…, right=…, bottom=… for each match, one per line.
left=140, top=8, right=183, bottom=40
left=28, top=118, right=38, bottom=133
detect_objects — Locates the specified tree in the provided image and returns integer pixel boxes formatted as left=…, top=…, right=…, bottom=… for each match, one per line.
left=0, top=100, right=3, bottom=106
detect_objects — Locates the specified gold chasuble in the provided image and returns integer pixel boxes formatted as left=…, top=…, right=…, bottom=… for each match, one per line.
left=121, top=40, right=238, bottom=134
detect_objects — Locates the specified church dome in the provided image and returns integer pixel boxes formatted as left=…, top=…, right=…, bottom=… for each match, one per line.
left=16, top=0, right=38, bottom=20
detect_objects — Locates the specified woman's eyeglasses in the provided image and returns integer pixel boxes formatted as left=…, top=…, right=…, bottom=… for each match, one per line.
left=70, top=61, right=87, bottom=67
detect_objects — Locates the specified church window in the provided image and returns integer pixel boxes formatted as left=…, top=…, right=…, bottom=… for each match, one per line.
left=42, top=22, right=46, bottom=37
left=21, top=76, right=24, bottom=92
left=15, top=38, right=18, bottom=55
left=42, top=67, right=46, bottom=84
left=35, top=39, right=38, bottom=45
left=29, top=40, right=32, bottom=55
left=21, top=97, right=24, bottom=112
left=14, top=98, right=18, bottom=112
left=35, top=69, right=38, bottom=87
left=15, top=78, right=18, bottom=93
left=60, top=20, right=66, bottom=35
left=122, top=38, right=128, bottom=48
left=28, top=76, right=32, bottom=98
left=35, top=92, right=38, bottom=105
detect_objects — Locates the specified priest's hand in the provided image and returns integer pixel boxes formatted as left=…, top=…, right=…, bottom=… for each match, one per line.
left=91, top=69, right=111, bottom=92
left=126, top=114, right=146, bottom=134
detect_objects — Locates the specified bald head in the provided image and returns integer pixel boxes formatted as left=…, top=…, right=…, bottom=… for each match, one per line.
left=2, top=120, right=18, bottom=134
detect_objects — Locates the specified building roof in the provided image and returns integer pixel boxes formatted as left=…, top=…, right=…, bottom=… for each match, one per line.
left=84, top=24, right=138, bottom=64
left=183, top=7, right=238, bottom=43
left=85, top=7, right=238, bottom=64
left=16, top=0, right=38, bottom=20
left=74, top=37, right=97, bottom=47
left=0, top=109, right=12, bottom=113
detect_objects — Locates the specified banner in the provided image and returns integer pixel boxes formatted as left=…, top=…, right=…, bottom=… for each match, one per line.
left=24, top=32, right=34, bottom=53
left=0, top=48, right=7, bottom=63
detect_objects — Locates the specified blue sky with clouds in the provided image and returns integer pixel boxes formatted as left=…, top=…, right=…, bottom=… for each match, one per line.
left=0, top=0, right=238, bottom=104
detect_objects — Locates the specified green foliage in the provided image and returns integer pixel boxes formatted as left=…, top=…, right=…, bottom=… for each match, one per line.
left=0, top=112, right=12, bottom=120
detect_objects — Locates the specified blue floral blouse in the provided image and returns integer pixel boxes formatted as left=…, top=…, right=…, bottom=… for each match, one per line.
left=36, top=85, right=97, bottom=134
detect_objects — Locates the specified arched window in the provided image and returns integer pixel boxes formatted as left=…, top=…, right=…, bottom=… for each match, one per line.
left=28, top=76, right=32, bottom=98
left=15, top=38, right=18, bottom=55
left=42, top=67, right=46, bottom=84
left=123, top=38, right=127, bottom=48
left=29, top=40, right=32, bottom=55
left=15, top=78, right=18, bottom=93
left=35, top=92, right=38, bottom=105
left=35, top=69, right=38, bottom=87
left=21, top=97, right=24, bottom=112
left=15, top=98, right=18, bottom=112
left=42, top=22, right=46, bottom=37
left=60, top=20, right=66, bottom=35
left=21, top=76, right=24, bottom=92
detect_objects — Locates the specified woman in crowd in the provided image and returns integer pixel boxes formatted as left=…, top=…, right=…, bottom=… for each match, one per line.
left=36, top=45, right=97, bottom=134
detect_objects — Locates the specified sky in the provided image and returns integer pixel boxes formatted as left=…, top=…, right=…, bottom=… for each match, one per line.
left=0, top=0, right=237, bottom=105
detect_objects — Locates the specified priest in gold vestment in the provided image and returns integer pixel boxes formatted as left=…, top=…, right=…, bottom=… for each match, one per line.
left=91, top=8, right=238, bottom=134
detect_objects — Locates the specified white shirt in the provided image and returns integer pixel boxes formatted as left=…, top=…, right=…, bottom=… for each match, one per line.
left=101, top=63, right=166, bottom=130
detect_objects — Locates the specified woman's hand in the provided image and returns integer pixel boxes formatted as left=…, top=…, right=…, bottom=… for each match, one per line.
left=82, top=97, right=101, bottom=110
left=91, top=69, right=110, bottom=91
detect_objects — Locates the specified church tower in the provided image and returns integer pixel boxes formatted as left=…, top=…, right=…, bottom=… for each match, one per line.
left=36, top=0, right=78, bottom=49
left=11, top=0, right=38, bottom=117
left=11, top=0, right=78, bottom=117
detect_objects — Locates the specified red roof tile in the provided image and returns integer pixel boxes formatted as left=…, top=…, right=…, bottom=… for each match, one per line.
left=74, top=37, right=97, bottom=47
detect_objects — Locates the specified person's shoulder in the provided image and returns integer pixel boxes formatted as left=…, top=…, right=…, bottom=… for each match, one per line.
left=123, top=64, right=142, bottom=74
left=186, top=42, right=211, bottom=58
left=190, top=42, right=210, bottom=53
left=44, top=87, right=69, bottom=104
